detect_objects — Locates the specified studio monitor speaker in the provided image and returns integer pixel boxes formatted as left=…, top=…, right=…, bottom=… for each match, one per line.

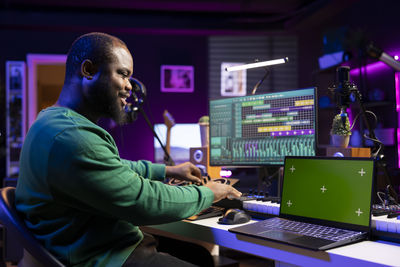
left=189, top=147, right=221, bottom=178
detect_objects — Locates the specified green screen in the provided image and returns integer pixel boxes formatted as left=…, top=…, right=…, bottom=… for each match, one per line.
left=280, top=157, right=374, bottom=227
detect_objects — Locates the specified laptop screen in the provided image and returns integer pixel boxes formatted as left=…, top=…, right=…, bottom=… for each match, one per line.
left=280, top=156, right=374, bottom=228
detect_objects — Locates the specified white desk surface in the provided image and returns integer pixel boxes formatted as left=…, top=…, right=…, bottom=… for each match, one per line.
left=142, top=218, right=400, bottom=267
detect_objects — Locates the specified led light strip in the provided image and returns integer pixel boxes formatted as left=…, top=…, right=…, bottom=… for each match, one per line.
left=225, top=57, right=289, bottom=72
left=395, top=72, right=400, bottom=168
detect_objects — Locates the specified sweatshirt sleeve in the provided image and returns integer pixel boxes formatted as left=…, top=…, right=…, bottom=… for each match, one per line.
left=47, top=128, right=214, bottom=226
left=120, top=159, right=165, bottom=181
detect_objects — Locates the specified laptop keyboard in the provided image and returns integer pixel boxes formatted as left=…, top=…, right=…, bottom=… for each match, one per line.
left=262, top=217, right=363, bottom=241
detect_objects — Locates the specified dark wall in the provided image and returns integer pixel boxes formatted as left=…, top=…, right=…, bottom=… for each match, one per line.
left=298, top=0, right=400, bottom=87
left=0, top=29, right=78, bottom=180
left=2, top=0, right=400, bottom=180
left=108, top=34, right=208, bottom=161
left=0, top=28, right=208, bottom=167
left=297, top=0, right=400, bottom=191
left=297, top=2, right=400, bottom=143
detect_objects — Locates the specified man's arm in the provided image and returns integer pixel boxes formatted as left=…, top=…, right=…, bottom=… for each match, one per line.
left=120, top=158, right=165, bottom=181
left=165, top=162, right=202, bottom=184
left=204, top=182, right=242, bottom=202
left=47, top=129, right=240, bottom=225
left=47, top=133, right=214, bottom=225
left=166, top=163, right=242, bottom=201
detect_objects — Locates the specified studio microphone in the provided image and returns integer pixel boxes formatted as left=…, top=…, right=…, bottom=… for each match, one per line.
left=124, top=77, right=147, bottom=123
left=332, top=66, right=355, bottom=128
left=329, top=66, right=356, bottom=111
left=124, top=103, right=138, bottom=123
left=366, top=42, right=400, bottom=72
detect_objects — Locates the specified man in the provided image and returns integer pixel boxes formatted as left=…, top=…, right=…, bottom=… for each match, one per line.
left=15, top=32, right=241, bottom=266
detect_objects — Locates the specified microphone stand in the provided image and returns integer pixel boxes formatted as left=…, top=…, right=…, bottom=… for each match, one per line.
left=251, top=67, right=284, bottom=197
left=138, top=106, right=175, bottom=166
left=352, top=87, right=397, bottom=200
left=331, top=79, right=398, bottom=201
left=127, top=77, right=175, bottom=166
left=364, top=42, right=400, bottom=201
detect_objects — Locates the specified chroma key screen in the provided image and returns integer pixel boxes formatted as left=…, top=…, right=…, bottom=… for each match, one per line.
left=280, top=157, right=374, bottom=227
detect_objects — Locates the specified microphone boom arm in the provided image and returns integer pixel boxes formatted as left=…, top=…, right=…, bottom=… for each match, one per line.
left=138, top=107, right=175, bottom=166
left=367, top=42, right=400, bottom=72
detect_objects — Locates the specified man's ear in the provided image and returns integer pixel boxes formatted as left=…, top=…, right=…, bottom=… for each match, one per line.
left=80, top=59, right=96, bottom=80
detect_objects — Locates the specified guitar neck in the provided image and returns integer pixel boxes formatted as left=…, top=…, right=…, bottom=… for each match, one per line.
left=166, top=127, right=172, bottom=155
left=163, top=110, right=175, bottom=166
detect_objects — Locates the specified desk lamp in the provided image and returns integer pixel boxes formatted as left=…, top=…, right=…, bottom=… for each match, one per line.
left=225, top=57, right=289, bottom=95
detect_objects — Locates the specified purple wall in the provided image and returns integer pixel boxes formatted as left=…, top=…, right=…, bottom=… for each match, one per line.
left=0, top=29, right=208, bottom=165
left=2, top=0, right=400, bottom=178
left=107, top=34, right=208, bottom=161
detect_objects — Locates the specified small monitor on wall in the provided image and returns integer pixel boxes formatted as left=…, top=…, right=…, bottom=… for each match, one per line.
left=209, top=87, right=318, bottom=166
left=154, top=123, right=202, bottom=165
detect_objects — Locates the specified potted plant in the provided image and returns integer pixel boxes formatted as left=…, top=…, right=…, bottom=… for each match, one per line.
left=330, top=113, right=352, bottom=148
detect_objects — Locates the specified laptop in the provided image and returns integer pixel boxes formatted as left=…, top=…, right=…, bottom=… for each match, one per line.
left=229, top=156, right=375, bottom=250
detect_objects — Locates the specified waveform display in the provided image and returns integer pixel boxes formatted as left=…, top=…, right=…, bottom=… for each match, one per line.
left=231, top=136, right=315, bottom=163
left=209, top=87, right=317, bottom=166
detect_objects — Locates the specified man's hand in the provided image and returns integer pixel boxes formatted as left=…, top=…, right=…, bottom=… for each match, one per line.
left=204, top=182, right=242, bottom=203
left=165, top=162, right=202, bottom=184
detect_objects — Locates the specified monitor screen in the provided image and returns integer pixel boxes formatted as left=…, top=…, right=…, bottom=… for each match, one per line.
left=154, top=123, right=202, bottom=165
left=209, top=87, right=317, bottom=166
left=280, top=156, right=374, bottom=228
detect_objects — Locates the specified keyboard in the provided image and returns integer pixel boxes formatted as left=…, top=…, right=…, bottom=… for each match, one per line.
left=241, top=200, right=400, bottom=243
left=262, top=217, right=362, bottom=241
left=243, top=196, right=281, bottom=218
left=372, top=204, right=400, bottom=216
left=186, top=206, right=225, bottom=221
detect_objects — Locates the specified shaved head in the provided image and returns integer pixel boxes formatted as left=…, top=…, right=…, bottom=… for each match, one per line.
left=65, top=32, right=128, bottom=82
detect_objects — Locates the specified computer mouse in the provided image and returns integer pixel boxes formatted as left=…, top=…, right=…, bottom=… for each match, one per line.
left=218, top=209, right=251, bottom=225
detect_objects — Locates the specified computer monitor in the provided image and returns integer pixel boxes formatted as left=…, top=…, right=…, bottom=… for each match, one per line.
left=154, top=123, right=202, bottom=165
left=209, top=87, right=317, bottom=166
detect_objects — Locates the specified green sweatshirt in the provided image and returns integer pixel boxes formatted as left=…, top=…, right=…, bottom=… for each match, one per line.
left=15, top=107, right=214, bottom=266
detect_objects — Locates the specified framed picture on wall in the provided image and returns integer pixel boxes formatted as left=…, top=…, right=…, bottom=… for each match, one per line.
left=221, top=62, right=247, bottom=96
left=161, top=65, right=194, bottom=93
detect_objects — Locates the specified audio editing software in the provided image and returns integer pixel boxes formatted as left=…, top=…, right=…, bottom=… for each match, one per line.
left=209, top=88, right=317, bottom=165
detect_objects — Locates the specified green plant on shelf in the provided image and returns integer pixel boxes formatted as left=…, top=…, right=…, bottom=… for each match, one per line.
left=331, top=113, right=352, bottom=136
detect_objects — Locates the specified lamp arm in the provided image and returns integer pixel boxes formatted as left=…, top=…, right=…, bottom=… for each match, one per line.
left=251, top=67, right=270, bottom=95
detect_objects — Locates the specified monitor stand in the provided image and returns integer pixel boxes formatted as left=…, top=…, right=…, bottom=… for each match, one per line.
left=257, top=166, right=283, bottom=199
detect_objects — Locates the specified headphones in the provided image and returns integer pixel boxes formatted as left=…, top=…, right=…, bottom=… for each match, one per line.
left=125, top=77, right=147, bottom=122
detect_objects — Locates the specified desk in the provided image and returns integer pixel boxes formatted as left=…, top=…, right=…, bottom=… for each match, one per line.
left=142, top=218, right=400, bottom=267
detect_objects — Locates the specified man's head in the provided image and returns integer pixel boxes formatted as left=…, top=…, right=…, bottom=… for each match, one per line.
left=62, top=32, right=133, bottom=124
left=65, top=32, right=128, bottom=81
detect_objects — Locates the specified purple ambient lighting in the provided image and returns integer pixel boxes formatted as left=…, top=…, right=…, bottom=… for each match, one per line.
left=349, top=51, right=400, bottom=76
left=220, top=170, right=232, bottom=178
left=346, top=108, right=353, bottom=129
left=349, top=62, right=390, bottom=77
left=396, top=73, right=400, bottom=111
left=347, top=53, right=400, bottom=167
left=396, top=73, right=400, bottom=168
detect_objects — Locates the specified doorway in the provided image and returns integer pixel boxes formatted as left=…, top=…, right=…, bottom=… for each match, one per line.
left=26, top=54, right=66, bottom=134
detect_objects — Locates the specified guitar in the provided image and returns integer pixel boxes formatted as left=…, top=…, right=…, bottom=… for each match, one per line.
left=163, top=110, right=175, bottom=166
left=163, top=110, right=187, bottom=186
left=162, top=110, right=209, bottom=186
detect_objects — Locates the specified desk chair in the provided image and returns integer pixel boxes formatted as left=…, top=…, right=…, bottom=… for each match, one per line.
left=0, top=187, right=65, bottom=267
